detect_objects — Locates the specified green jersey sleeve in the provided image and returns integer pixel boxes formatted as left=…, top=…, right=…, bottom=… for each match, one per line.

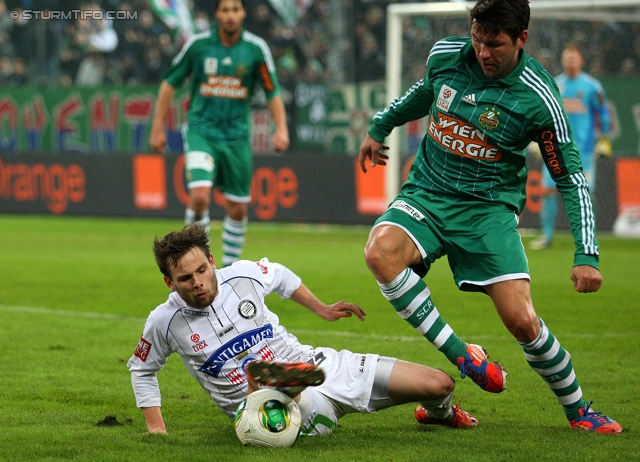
left=163, top=35, right=199, bottom=88
left=244, top=31, right=281, bottom=100
left=524, top=58, right=599, bottom=267
left=368, top=77, right=433, bottom=142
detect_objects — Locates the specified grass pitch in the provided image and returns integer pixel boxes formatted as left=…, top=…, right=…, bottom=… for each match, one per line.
left=0, top=214, right=637, bottom=461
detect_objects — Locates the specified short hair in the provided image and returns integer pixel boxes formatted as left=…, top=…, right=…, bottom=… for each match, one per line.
left=153, top=225, right=211, bottom=278
left=213, top=0, right=246, bottom=12
left=469, top=0, right=530, bottom=43
left=562, top=43, right=583, bottom=57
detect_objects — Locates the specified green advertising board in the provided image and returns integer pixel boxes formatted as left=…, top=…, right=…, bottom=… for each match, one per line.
left=0, top=77, right=637, bottom=156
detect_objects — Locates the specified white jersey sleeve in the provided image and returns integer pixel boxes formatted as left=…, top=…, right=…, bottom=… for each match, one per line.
left=253, top=257, right=302, bottom=299
left=127, top=297, right=183, bottom=408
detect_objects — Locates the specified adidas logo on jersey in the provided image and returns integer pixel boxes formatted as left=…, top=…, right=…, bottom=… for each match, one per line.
left=222, top=56, right=233, bottom=66
left=462, top=94, right=477, bottom=106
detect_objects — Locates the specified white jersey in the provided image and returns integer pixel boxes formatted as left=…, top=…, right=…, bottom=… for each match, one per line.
left=127, top=258, right=317, bottom=417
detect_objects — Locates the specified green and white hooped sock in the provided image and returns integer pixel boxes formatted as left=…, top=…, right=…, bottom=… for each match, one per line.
left=378, top=268, right=467, bottom=365
left=222, top=216, right=247, bottom=267
left=519, top=318, right=587, bottom=420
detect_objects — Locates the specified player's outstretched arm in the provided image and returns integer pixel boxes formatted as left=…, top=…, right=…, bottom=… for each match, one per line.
left=267, top=95, right=290, bottom=152
left=358, top=134, right=389, bottom=173
left=570, top=265, right=603, bottom=293
left=290, top=283, right=366, bottom=322
left=142, top=406, right=167, bottom=434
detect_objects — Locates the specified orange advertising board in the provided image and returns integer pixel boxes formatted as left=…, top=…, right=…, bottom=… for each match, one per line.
left=133, top=154, right=167, bottom=210
left=616, top=158, right=640, bottom=212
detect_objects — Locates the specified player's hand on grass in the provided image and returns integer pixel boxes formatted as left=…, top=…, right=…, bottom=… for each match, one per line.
left=359, top=134, right=389, bottom=173
left=570, top=265, right=602, bottom=293
left=594, top=135, right=612, bottom=158
left=321, top=301, right=367, bottom=322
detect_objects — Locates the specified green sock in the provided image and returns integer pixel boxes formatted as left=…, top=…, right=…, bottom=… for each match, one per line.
left=222, top=216, right=247, bottom=267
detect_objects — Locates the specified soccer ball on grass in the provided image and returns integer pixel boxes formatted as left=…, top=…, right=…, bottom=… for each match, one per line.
left=234, top=389, right=302, bottom=448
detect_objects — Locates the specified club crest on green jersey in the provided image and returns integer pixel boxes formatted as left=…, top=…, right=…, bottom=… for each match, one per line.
left=478, top=107, right=500, bottom=130
left=236, top=63, right=248, bottom=76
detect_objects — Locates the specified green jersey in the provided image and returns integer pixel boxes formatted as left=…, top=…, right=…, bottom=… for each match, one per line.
left=164, top=28, right=281, bottom=142
left=368, top=37, right=598, bottom=267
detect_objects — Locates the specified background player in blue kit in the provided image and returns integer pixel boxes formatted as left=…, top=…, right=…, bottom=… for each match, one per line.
left=530, top=43, right=611, bottom=249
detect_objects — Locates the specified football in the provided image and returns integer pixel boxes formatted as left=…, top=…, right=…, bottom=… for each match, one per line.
left=234, top=389, right=302, bottom=448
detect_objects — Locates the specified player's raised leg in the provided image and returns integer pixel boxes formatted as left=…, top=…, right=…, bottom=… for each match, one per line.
left=246, top=360, right=325, bottom=388
left=365, top=223, right=506, bottom=393
left=246, top=360, right=325, bottom=398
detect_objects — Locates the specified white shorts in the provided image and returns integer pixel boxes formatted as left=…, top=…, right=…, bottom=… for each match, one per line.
left=297, top=347, right=396, bottom=436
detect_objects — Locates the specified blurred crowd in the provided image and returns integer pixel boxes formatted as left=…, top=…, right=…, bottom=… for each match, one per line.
left=0, top=0, right=638, bottom=88
left=0, top=0, right=339, bottom=87
left=400, top=13, right=640, bottom=83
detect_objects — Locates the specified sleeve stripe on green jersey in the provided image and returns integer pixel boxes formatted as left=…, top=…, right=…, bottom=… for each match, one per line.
left=373, top=80, right=424, bottom=121
left=570, top=172, right=598, bottom=255
left=426, top=40, right=466, bottom=66
left=520, top=68, right=570, bottom=144
left=171, top=30, right=212, bottom=66
left=243, top=31, right=276, bottom=73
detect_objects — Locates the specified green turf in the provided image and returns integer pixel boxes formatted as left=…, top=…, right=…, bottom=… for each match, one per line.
left=0, top=215, right=637, bottom=461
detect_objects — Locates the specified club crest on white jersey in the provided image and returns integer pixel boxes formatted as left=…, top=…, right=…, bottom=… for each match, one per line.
left=436, top=85, right=457, bottom=112
left=238, top=300, right=257, bottom=319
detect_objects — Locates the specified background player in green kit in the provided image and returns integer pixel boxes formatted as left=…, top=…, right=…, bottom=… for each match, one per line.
left=149, top=0, right=289, bottom=267
left=358, top=0, right=622, bottom=434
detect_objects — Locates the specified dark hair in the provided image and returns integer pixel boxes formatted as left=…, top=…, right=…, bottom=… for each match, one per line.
left=469, top=0, right=530, bottom=43
left=213, top=0, right=246, bottom=12
left=153, top=225, right=211, bottom=278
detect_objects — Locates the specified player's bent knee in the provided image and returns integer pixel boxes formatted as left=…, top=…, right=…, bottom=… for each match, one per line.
left=414, top=368, right=455, bottom=400
left=432, top=371, right=455, bottom=398
left=364, top=235, right=402, bottom=273
left=504, top=315, right=540, bottom=343
left=190, top=193, right=210, bottom=211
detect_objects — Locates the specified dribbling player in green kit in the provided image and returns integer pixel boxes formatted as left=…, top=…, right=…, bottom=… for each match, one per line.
left=150, top=0, right=289, bottom=267
left=358, top=0, right=622, bottom=434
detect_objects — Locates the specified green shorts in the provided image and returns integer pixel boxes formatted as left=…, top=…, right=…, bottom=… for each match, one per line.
left=183, top=126, right=252, bottom=203
left=374, top=189, right=530, bottom=292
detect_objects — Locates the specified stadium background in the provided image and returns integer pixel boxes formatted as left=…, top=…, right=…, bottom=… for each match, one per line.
left=1, top=0, right=639, bottom=232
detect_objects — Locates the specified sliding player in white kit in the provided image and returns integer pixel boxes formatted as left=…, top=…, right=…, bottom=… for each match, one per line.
left=128, top=225, right=477, bottom=436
